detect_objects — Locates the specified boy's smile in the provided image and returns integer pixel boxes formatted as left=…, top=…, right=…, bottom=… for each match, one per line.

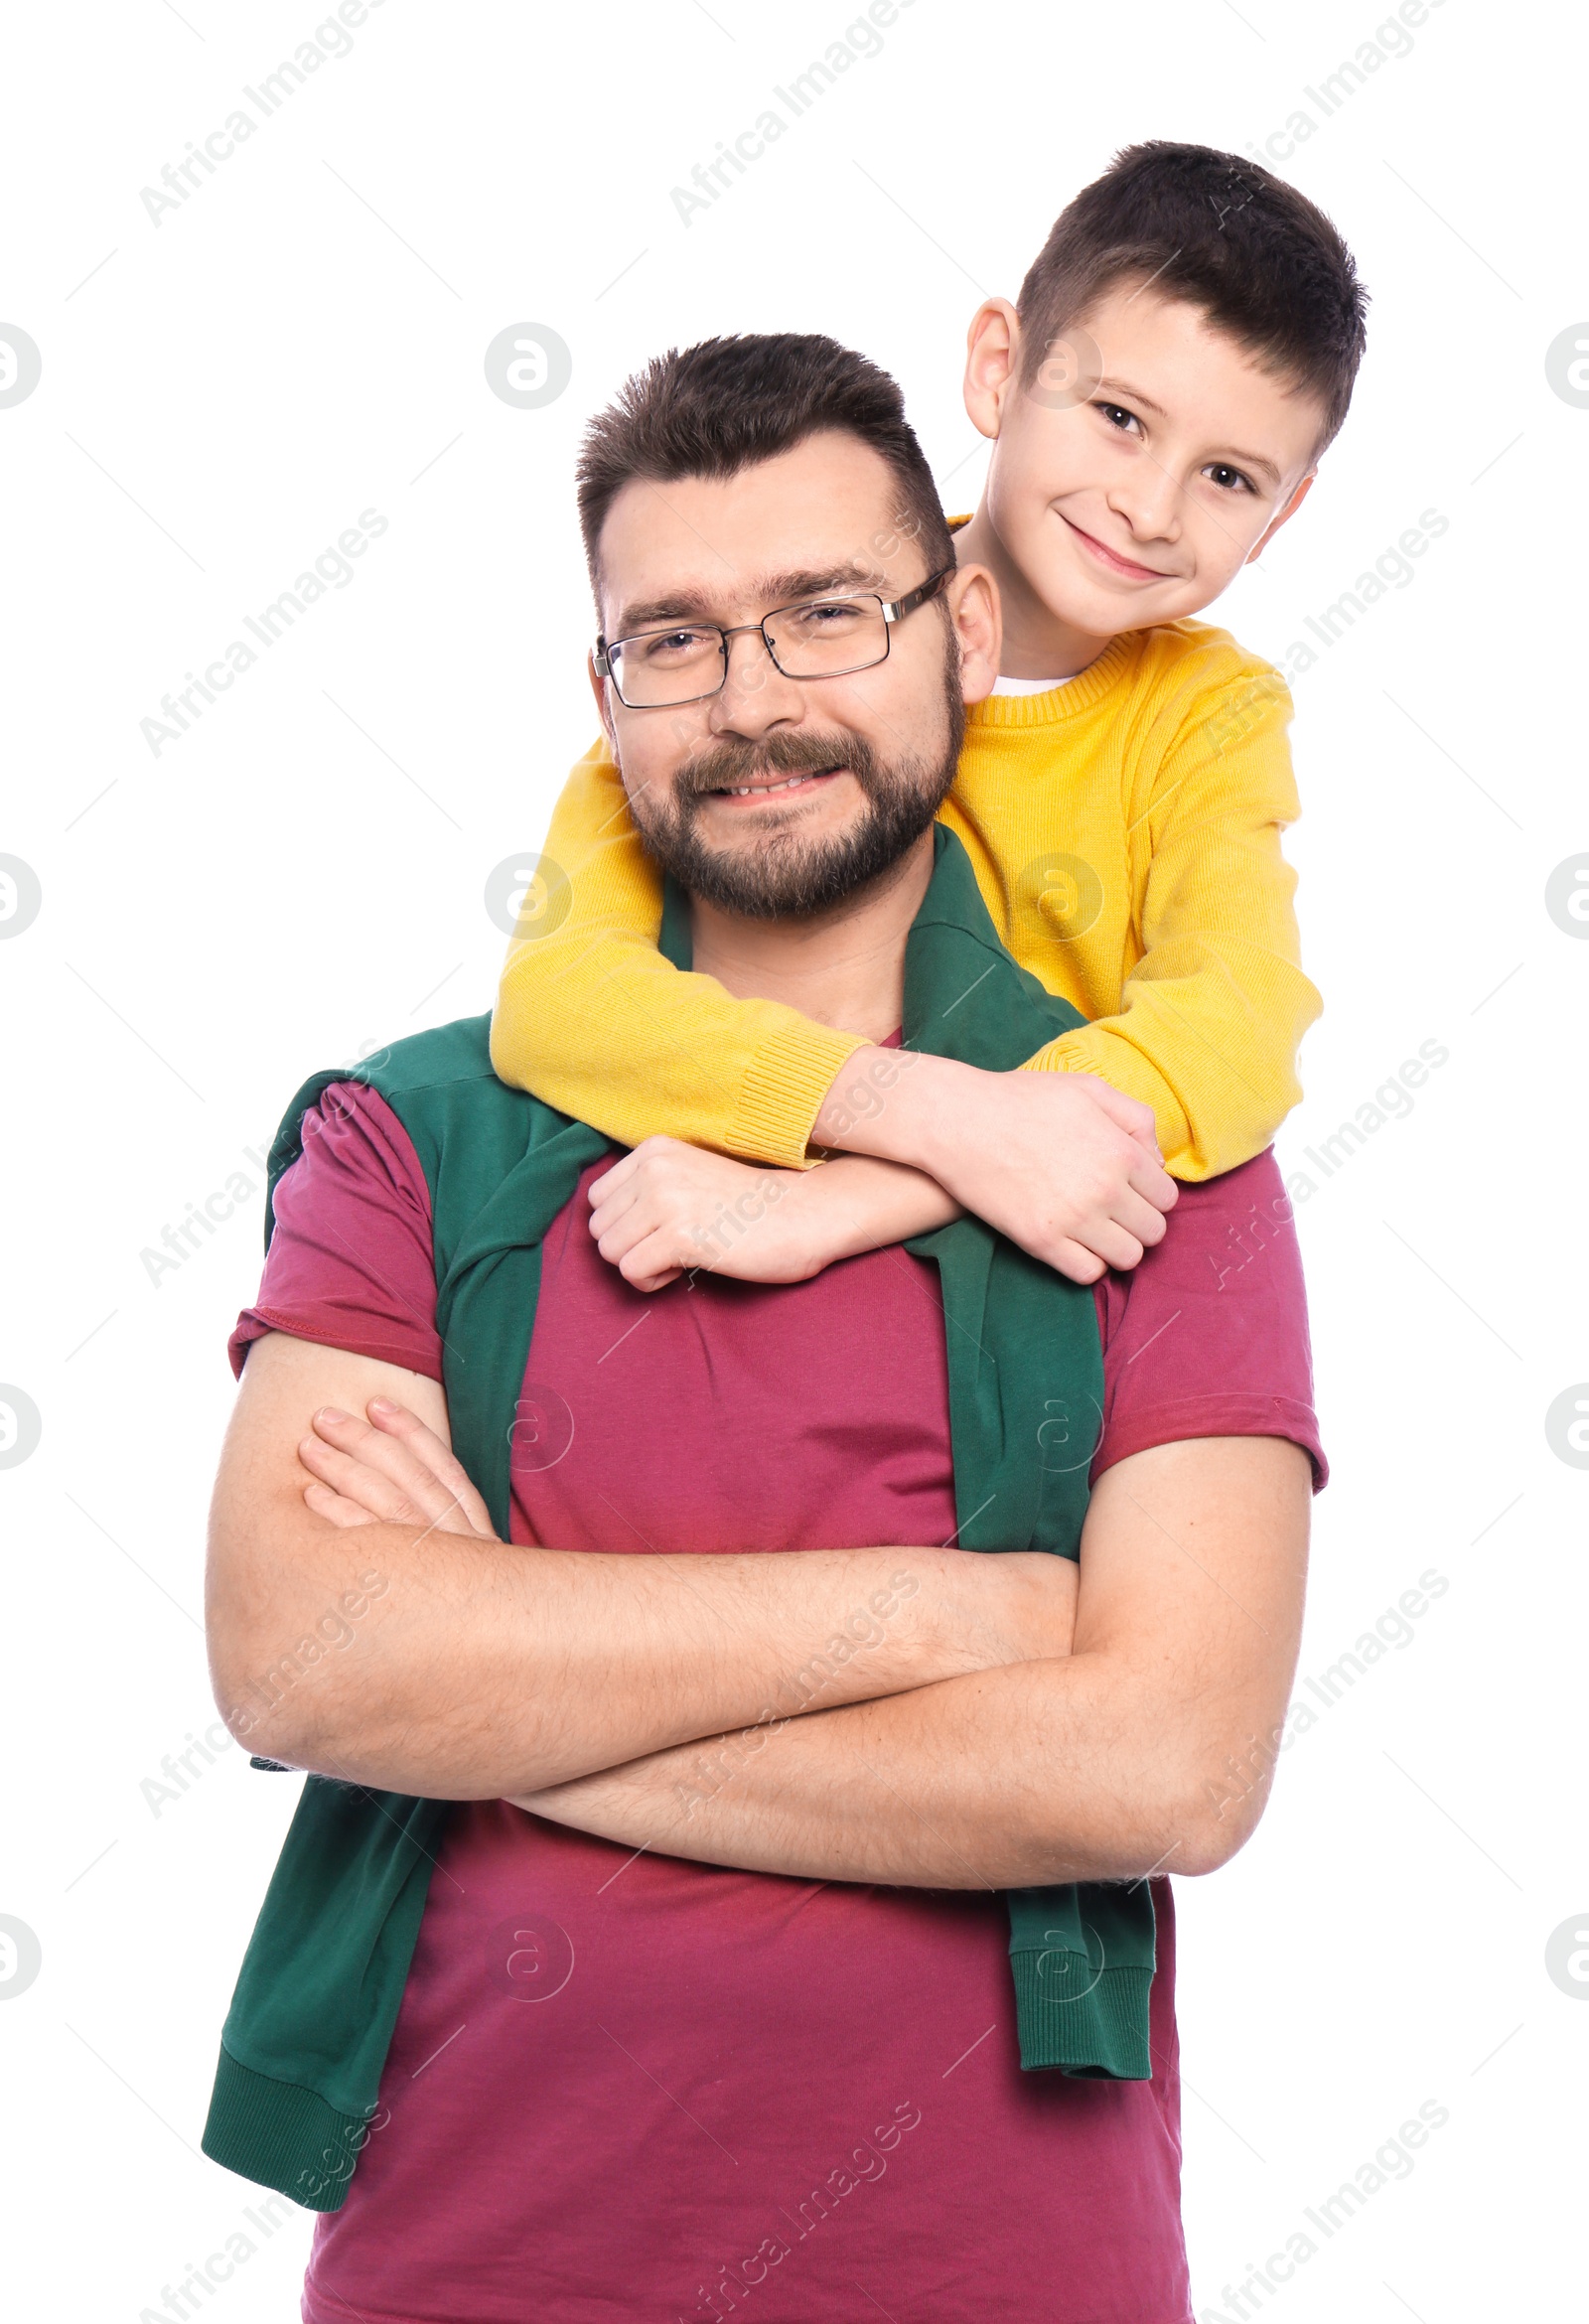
left=956, top=282, right=1328, bottom=678
left=1059, top=515, right=1177, bottom=585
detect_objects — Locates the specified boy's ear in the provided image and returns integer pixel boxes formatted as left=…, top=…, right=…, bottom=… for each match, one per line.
left=946, top=563, right=1000, bottom=704
left=1247, top=471, right=1318, bottom=564
left=963, top=298, right=1021, bottom=442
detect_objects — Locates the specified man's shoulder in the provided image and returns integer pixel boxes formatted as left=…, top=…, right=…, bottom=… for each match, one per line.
left=272, top=1012, right=542, bottom=1203
left=354, top=1012, right=500, bottom=1100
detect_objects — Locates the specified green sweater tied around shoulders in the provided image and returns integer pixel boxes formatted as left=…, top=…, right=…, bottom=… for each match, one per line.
left=203, top=827, right=1158, bottom=2214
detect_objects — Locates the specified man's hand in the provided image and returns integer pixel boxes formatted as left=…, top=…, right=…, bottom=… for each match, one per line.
left=813, top=1050, right=1177, bottom=1283
left=588, top=1138, right=958, bottom=1293
left=297, top=1398, right=497, bottom=1537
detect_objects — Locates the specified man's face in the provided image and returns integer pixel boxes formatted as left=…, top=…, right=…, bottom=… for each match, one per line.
left=977, top=283, right=1327, bottom=635
left=591, top=431, right=967, bottom=920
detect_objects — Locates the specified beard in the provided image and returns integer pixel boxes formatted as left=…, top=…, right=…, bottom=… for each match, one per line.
left=626, top=686, right=965, bottom=924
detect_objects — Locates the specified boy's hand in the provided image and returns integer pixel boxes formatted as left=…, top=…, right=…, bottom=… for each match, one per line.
left=814, top=1052, right=1177, bottom=1284
left=588, top=1140, right=959, bottom=1293
left=297, top=1399, right=499, bottom=1538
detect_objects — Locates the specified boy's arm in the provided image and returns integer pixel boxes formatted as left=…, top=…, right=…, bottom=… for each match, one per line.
left=496, top=749, right=1177, bottom=1288
left=592, top=1062, right=1176, bottom=1290
left=1021, top=664, right=1321, bottom=1181
left=492, top=736, right=864, bottom=1167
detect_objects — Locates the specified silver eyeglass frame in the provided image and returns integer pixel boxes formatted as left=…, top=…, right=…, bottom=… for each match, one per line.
left=592, top=564, right=955, bottom=707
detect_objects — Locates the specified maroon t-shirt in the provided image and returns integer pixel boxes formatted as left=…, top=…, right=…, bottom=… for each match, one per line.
left=231, top=1084, right=1324, bottom=2324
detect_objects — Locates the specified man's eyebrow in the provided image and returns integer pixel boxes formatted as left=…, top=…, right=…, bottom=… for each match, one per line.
left=609, top=567, right=879, bottom=638
left=1094, top=375, right=1284, bottom=492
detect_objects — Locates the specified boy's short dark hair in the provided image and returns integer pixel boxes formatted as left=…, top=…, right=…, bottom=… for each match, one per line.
left=575, top=333, right=953, bottom=602
left=1017, top=141, right=1369, bottom=455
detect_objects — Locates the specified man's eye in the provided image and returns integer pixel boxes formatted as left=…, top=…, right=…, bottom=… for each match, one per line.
left=791, top=600, right=863, bottom=631
left=637, top=629, right=712, bottom=660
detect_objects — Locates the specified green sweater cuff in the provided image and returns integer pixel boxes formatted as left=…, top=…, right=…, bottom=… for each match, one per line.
left=1010, top=1952, right=1154, bottom=2080
left=202, top=2044, right=365, bottom=2213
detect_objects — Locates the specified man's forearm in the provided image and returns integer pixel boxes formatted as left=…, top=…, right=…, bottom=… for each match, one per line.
left=216, top=1508, right=1069, bottom=1800
left=512, top=1649, right=1194, bottom=1888
left=221, top=1533, right=969, bottom=1794
left=514, top=1439, right=1313, bottom=1884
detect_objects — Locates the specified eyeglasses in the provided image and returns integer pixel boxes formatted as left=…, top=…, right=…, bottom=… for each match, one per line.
left=593, top=565, right=956, bottom=709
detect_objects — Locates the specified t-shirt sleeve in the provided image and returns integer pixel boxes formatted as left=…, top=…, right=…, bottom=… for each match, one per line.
left=228, top=1081, right=443, bottom=1383
left=1089, top=1147, right=1327, bottom=1489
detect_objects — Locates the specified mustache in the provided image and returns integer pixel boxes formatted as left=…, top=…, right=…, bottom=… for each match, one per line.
left=676, top=730, right=881, bottom=799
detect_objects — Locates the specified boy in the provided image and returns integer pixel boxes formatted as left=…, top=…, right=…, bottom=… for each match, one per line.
left=491, top=141, right=1367, bottom=1287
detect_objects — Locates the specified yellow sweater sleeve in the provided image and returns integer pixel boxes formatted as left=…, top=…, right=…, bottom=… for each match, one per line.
left=1022, top=659, right=1321, bottom=1180
left=490, top=736, right=866, bottom=1165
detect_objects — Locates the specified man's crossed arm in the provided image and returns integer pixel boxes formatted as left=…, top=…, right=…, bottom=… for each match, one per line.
left=512, top=1432, right=1308, bottom=1887
left=207, top=1331, right=1080, bottom=1800
left=209, top=1331, right=1310, bottom=1887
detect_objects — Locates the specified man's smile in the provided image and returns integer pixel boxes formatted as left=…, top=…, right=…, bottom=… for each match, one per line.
left=702, top=766, right=848, bottom=804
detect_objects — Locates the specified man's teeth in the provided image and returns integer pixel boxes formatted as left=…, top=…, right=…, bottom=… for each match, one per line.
left=723, top=771, right=827, bottom=797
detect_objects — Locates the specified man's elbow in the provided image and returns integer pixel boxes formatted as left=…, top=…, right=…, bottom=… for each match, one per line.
left=1162, top=1734, right=1286, bottom=1877
left=1021, top=1724, right=1285, bottom=1883
left=206, top=1558, right=383, bottom=1770
left=208, top=1624, right=320, bottom=1767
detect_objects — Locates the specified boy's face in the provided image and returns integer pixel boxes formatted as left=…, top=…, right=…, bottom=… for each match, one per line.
left=968, top=282, right=1327, bottom=640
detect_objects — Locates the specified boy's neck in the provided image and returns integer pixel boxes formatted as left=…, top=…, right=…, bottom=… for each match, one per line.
left=955, top=505, right=1112, bottom=681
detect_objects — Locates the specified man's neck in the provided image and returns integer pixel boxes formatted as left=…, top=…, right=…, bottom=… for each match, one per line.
left=954, top=505, right=1109, bottom=681
left=688, top=828, right=936, bottom=1045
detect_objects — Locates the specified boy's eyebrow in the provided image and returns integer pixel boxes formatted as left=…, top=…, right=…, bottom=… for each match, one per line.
left=610, top=566, right=880, bottom=637
left=1095, top=373, right=1170, bottom=421
left=1094, top=374, right=1285, bottom=493
left=1213, top=444, right=1283, bottom=491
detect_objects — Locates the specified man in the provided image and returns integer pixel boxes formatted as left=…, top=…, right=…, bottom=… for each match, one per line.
left=204, top=338, right=1322, bottom=2324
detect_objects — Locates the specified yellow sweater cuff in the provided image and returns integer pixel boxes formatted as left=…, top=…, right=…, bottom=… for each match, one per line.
left=729, top=1023, right=869, bottom=1168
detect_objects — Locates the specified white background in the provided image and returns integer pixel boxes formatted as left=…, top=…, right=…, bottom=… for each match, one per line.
left=2, top=1, right=1584, bottom=2316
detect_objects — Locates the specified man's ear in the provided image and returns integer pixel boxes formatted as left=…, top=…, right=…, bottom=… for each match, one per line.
left=963, top=298, right=1021, bottom=442
left=587, top=651, right=619, bottom=752
left=1247, top=471, right=1317, bottom=564
left=946, top=563, right=1000, bottom=704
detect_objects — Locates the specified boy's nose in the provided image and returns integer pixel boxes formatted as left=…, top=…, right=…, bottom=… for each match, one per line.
left=1104, top=466, right=1183, bottom=547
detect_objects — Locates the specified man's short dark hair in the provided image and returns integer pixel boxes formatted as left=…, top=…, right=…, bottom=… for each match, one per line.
left=1017, top=141, right=1369, bottom=456
left=575, top=333, right=954, bottom=601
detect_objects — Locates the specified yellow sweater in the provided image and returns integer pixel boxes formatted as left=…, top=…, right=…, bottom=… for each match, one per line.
left=492, top=618, right=1321, bottom=1180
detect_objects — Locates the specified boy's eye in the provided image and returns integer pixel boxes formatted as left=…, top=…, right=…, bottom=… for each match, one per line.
left=1205, top=462, right=1254, bottom=494
left=1095, top=401, right=1140, bottom=434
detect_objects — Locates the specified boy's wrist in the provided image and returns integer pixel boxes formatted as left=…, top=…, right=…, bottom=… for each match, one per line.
left=795, top=1152, right=962, bottom=1261
left=811, top=1049, right=971, bottom=1173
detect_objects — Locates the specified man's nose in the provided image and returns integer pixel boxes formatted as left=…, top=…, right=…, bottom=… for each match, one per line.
left=709, top=627, right=806, bottom=736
